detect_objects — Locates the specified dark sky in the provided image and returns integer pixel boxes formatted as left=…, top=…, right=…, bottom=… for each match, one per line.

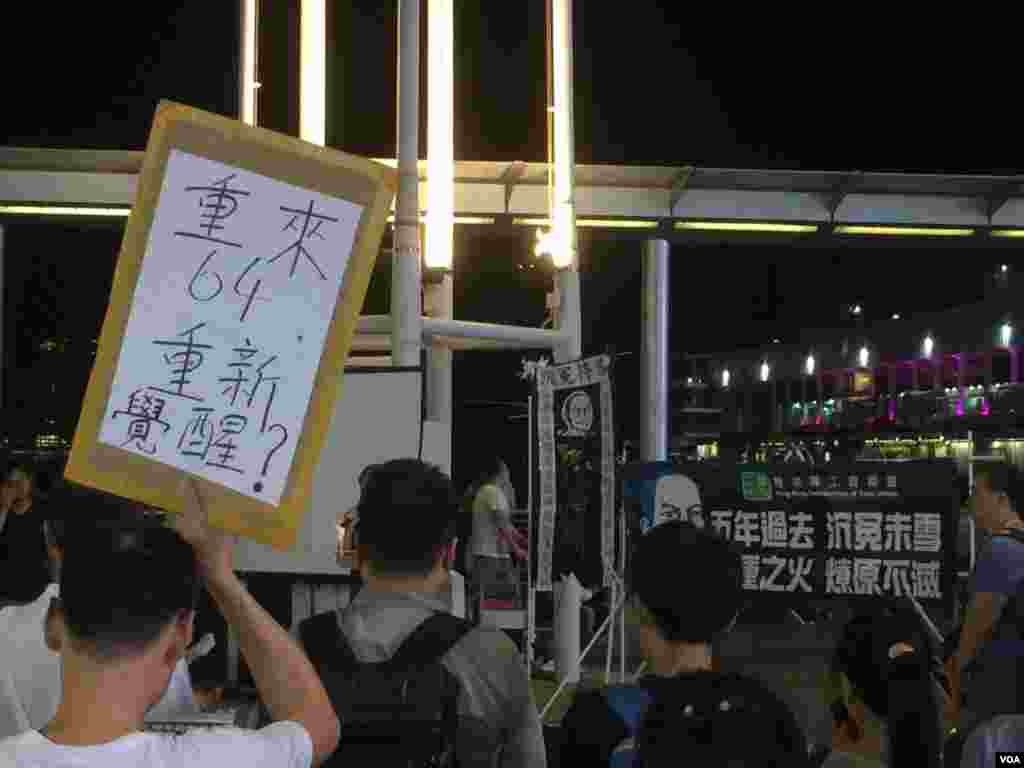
left=1, top=2, right=1020, bottom=427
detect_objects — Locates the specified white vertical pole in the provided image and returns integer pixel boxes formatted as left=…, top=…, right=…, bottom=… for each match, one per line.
left=299, top=0, right=326, bottom=145
left=425, top=279, right=453, bottom=423
left=619, top=511, right=626, bottom=683
left=551, top=0, right=582, bottom=687
left=641, top=240, right=670, bottom=462
left=424, top=0, right=455, bottom=421
left=393, top=0, right=423, bottom=368
left=527, top=395, right=535, bottom=671
left=0, top=224, right=5, bottom=413
left=239, top=0, right=259, bottom=125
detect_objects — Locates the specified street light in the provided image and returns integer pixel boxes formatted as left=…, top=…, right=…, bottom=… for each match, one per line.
left=1002, top=323, right=1013, bottom=347
left=760, top=361, right=771, bottom=383
left=923, top=335, right=934, bottom=358
left=722, top=369, right=731, bottom=388
left=858, top=346, right=870, bottom=368
left=805, top=354, right=815, bottom=376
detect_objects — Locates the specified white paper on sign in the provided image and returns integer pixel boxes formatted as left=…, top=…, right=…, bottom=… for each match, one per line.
left=99, top=149, right=364, bottom=505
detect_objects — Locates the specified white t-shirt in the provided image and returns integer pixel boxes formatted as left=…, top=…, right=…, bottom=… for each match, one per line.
left=0, top=584, right=196, bottom=740
left=0, top=720, right=312, bottom=768
left=470, top=484, right=512, bottom=559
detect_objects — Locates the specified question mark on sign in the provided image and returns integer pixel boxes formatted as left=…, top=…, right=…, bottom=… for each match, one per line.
left=253, top=424, right=288, bottom=493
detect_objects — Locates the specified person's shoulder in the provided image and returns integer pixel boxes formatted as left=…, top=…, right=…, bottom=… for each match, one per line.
left=162, top=722, right=313, bottom=766
left=0, top=730, right=46, bottom=751
left=992, top=529, right=1024, bottom=553
left=447, top=625, right=521, bottom=668
left=963, top=714, right=1024, bottom=759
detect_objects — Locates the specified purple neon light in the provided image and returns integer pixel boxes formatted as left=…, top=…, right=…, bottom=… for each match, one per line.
left=956, top=399, right=965, bottom=417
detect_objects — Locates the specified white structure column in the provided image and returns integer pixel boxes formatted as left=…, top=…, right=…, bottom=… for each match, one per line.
left=425, top=276, right=454, bottom=423
left=640, top=240, right=669, bottom=462
left=0, top=224, right=4, bottom=411
left=238, top=0, right=258, bottom=126
left=550, top=0, right=582, bottom=686
left=299, top=0, right=326, bottom=146
left=424, top=0, right=455, bottom=424
left=393, top=0, right=423, bottom=367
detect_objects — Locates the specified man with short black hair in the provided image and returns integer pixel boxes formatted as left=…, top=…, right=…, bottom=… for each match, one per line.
left=0, top=487, right=197, bottom=739
left=561, top=521, right=809, bottom=767
left=0, top=480, right=339, bottom=767
left=300, top=458, right=545, bottom=767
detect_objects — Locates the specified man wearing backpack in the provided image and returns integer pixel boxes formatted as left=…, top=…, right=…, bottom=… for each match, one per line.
left=298, top=459, right=546, bottom=768
left=560, top=521, right=810, bottom=767
left=946, top=463, right=1024, bottom=756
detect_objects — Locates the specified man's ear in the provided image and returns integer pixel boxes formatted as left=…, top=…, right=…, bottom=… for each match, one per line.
left=44, top=598, right=63, bottom=653
left=443, top=539, right=458, bottom=570
left=168, top=609, right=195, bottom=664
left=844, top=698, right=866, bottom=742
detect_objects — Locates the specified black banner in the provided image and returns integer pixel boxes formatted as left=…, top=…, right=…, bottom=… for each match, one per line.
left=622, top=461, right=956, bottom=619
left=535, top=355, right=615, bottom=590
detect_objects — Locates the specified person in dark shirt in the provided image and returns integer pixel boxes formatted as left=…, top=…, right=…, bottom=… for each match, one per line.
left=824, top=606, right=945, bottom=768
left=948, top=463, right=1024, bottom=740
left=0, top=462, right=48, bottom=608
left=560, top=521, right=809, bottom=767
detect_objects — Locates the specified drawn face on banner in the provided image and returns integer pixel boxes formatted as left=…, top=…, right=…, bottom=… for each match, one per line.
left=561, top=390, right=595, bottom=438
left=653, top=474, right=704, bottom=530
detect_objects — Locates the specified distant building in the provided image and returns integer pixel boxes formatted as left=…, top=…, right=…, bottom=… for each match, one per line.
left=671, top=278, right=1024, bottom=463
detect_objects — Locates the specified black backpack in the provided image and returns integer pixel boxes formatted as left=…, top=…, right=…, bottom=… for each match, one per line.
left=299, top=610, right=473, bottom=768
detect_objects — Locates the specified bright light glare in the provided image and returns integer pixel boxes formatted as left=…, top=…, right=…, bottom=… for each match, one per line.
left=858, top=346, right=870, bottom=368
left=835, top=225, right=973, bottom=237
left=240, top=0, right=258, bottom=125
left=923, top=336, right=935, bottom=358
left=551, top=0, right=575, bottom=269
left=300, top=0, right=326, bottom=145
left=760, top=362, right=770, bottom=382
left=425, top=0, right=454, bottom=269
left=675, top=221, right=818, bottom=233
left=1002, top=323, right=1013, bottom=347
left=805, top=355, right=815, bottom=376
left=0, top=205, right=130, bottom=217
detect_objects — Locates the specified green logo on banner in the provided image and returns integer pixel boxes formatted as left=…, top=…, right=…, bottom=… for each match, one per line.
left=741, top=471, right=773, bottom=501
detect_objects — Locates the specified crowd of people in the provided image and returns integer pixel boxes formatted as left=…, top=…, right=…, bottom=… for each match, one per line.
left=1, top=452, right=1024, bottom=766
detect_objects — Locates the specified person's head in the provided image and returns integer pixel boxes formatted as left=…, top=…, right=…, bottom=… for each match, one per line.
left=1, top=460, right=33, bottom=517
left=44, top=484, right=200, bottom=712
left=828, top=605, right=942, bottom=762
left=972, top=463, right=1024, bottom=532
left=478, top=456, right=509, bottom=488
left=629, top=521, right=742, bottom=672
left=353, top=459, right=459, bottom=587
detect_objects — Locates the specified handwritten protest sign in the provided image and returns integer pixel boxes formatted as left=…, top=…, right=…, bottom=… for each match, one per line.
left=66, top=101, right=397, bottom=550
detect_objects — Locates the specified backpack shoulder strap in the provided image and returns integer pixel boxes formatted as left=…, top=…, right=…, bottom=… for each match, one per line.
left=299, top=611, right=359, bottom=669
left=389, top=612, right=475, bottom=670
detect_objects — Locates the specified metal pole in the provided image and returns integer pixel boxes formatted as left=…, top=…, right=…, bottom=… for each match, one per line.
left=299, top=0, right=326, bottom=146
left=425, top=277, right=454, bottom=423
left=641, top=239, right=670, bottom=462
left=527, top=395, right=535, bottom=671
left=550, top=0, right=582, bottom=689
left=393, top=0, right=423, bottom=367
left=0, top=224, right=4, bottom=413
left=238, top=0, right=258, bottom=125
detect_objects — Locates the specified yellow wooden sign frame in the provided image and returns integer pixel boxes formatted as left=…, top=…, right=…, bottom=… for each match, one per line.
left=65, top=101, right=397, bottom=551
